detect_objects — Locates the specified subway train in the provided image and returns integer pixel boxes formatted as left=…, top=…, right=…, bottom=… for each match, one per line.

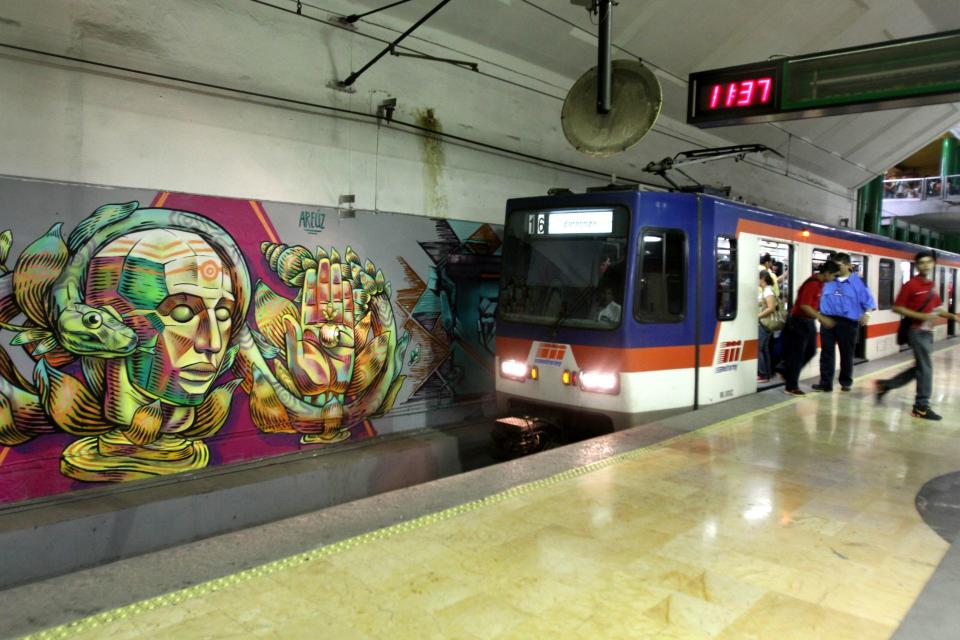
left=494, top=188, right=959, bottom=441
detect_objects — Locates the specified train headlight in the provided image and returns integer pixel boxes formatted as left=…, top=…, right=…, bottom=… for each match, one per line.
left=578, top=370, right=619, bottom=394
left=500, top=359, right=529, bottom=381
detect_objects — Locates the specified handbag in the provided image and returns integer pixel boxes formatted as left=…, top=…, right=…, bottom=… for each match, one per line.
left=760, top=299, right=786, bottom=332
left=896, top=287, right=934, bottom=345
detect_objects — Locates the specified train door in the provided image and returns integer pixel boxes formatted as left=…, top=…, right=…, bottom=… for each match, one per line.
left=853, top=254, right=868, bottom=360
left=950, top=269, right=957, bottom=337
left=897, top=260, right=914, bottom=350
left=634, top=196, right=701, bottom=410
left=757, top=239, right=791, bottom=389
left=938, top=267, right=948, bottom=341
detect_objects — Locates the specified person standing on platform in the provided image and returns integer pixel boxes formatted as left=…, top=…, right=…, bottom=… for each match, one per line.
left=782, top=261, right=840, bottom=396
left=876, top=251, right=960, bottom=420
left=813, top=253, right=876, bottom=392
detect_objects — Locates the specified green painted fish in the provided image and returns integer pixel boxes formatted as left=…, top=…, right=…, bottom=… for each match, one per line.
left=54, top=303, right=139, bottom=358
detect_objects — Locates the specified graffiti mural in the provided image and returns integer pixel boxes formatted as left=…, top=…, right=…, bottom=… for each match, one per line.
left=0, top=178, right=501, bottom=504
left=243, top=243, right=407, bottom=443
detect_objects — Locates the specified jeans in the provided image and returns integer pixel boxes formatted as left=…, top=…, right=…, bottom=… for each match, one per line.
left=782, top=316, right=817, bottom=390
left=884, top=330, right=934, bottom=407
left=758, top=322, right=772, bottom=378
left=819, top=317, right=858, bottom=388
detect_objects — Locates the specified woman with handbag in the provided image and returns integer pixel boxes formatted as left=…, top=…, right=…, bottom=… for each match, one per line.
left=758, top=270, right=779, bottom=383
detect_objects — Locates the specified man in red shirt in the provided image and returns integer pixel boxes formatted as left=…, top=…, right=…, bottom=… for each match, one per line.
left=782, top=261, right=840, bottom=396
left=877, top=251, right=960, bottom=419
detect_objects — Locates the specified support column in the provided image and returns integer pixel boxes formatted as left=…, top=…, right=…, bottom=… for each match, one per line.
left=943, top=135, right=960, bottom=198
left=895, top=220, right=908, bottom=242
left=856, top=175, right=883, bottom=234
left=942, top=135, right=960, bottom=177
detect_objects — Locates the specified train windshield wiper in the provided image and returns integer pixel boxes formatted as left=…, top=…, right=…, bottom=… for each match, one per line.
left=549, top=287, right=595, bottom=338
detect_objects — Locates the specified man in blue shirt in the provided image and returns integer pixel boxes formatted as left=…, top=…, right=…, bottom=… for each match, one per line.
left=813, top=252, right=877, bottom=392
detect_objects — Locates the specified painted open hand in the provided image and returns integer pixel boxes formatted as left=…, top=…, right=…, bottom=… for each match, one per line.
left=283, top=254, right=356, bottom=402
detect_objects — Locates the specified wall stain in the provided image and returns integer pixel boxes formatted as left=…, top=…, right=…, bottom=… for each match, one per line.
left=74, top=20, right=166, bottom=57
left=416, top=108, right=447, bottom=216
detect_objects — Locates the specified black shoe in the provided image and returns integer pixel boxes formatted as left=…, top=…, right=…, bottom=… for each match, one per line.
left=841, top=386, right=851, bottom=392
left=784, top=388, right=806, bottom=397
left=875, top=381, right=889, bottom=404
left=811, top=384, right=832, bottom=392
left=912, top=406, right=942, bottom=421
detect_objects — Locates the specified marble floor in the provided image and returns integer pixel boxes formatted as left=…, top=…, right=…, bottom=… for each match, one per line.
left=29, top=349, right=960, bottom=639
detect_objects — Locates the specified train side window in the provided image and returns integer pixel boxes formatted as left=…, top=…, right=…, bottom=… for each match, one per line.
left=900, top=261, right=913, bottom=285
left=716, top=235, right=737, bottom=321
left=635, top=228, right=686, bottom=323
left=878, top=259, right=895, bottom=310
left=811, top=247, right=833, bottom=273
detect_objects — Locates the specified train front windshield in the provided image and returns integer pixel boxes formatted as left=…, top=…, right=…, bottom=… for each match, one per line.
left=499, top=206, right=629, bottom=329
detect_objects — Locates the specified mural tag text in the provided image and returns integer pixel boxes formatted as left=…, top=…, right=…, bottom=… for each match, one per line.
left=299, top=210, right=326, bottom=235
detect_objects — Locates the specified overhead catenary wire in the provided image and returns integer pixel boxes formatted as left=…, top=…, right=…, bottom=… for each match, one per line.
left=0, top=41, right=665, bottom=190
left=262, top=0, right=856, bottom=200
left=342, top=0, right=417, bottom=24
left=249, top=0, right=569, bottom=100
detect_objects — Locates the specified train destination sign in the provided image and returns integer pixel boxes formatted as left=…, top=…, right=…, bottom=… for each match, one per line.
left=527, top=209, right=614, bottom=236
left=687, top=29, right=960, bottom=128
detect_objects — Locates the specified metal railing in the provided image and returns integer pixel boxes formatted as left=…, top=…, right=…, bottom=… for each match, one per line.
left=883, top=174, right=960, bottom=201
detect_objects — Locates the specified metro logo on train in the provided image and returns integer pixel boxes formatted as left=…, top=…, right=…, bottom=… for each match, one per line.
left=715, top=340, right=744, bottom=373
left=535, top=343, right=567, bottom=366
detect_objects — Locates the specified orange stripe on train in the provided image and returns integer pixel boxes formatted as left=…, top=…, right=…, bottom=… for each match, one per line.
left=496, top=334, right=758, bottom=373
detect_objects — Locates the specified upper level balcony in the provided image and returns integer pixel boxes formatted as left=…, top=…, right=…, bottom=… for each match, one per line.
left=883, top=174, right=960, bottom=218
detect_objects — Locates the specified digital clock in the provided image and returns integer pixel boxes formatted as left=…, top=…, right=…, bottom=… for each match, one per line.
left=687, top=30, right=960, bottom=128
left=687, top=63, right=782, bottom=127
left=705, top=77, right=773, bottom=109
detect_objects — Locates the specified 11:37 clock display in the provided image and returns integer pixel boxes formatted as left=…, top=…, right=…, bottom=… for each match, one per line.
left=687, top=63, right=782, bottom=126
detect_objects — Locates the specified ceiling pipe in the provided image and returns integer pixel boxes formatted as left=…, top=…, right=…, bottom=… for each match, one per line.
left=597, top=0, right=612, bottom=114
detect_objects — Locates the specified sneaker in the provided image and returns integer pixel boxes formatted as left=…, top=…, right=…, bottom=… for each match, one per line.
left=811, top=384, right=833, bottom=392
left=841, top=386, right=851, bottom=392
left=783, top=388, right=806, bottom=397
left=757, top=377, right=771, bottom=383
left=875, top=381, right=889, bottom=404
left=912, top=406, right=942, bottom=421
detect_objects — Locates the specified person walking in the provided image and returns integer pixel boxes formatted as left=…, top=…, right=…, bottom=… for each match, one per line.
left=757, top=270, right=778, bottom=383
left=813, top=253, right=876, bottom=392
left=876, top=251, right=960, bottom=419
left=782, top=261, right=840, bottom=396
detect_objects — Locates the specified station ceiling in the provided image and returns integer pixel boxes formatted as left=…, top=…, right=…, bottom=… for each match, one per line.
left=348, top=0, right=960, bottom=194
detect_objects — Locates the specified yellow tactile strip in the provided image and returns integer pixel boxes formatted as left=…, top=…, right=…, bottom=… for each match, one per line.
left=24, top=352, right=944, bottom=640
